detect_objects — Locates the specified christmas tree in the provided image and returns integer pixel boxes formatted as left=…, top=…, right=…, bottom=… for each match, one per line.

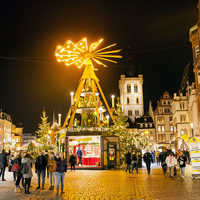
left=36, top=110, right=51, bottom=150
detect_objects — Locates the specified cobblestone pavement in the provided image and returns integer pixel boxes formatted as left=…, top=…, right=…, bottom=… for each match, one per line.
left=0, top=166, right=200, bottom=200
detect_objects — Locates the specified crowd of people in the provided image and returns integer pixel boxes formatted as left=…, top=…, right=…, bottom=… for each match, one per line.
left=0, top=149, right=69, bottom=195
left=125, top=148, right=191, bottom=178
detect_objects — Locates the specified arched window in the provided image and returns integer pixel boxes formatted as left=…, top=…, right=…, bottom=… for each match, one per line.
left=136, top=98, right=139, bottom=104
left=134, top=85, right=138, bottom=93
left=127, top=97, right=130, bottom=104
left=127, top=84, right=131, bottom=93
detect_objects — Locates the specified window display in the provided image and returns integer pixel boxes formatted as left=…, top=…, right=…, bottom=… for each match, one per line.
left=68, top=136, right=101, bottom=167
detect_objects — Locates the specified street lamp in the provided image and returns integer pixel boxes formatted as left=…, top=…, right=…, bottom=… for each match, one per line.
left=190, top=123, right=194, bottom=137
left=58, top=113, right=62, bottom=127
left=70, top=91, right=74, bottom=105
left=111, top=95, right=115, bottom=108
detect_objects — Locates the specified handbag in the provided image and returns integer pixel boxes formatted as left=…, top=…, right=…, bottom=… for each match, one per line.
left=11, top=163, right=20, bottom=172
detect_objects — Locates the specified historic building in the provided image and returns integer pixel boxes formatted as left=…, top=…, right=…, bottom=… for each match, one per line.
left=0, top=111, right=23, bottom=151
left=153, top=91, right=174, bottom=147
left=188, top=0, right=200, bottom=138
left=119, top=74, right=144, bottom=122
left=133, top=114, right=156, bottom=148
left=171, top=93, right=191, bottom=149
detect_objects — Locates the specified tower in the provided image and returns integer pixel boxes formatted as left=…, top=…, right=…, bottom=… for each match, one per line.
left=119, top=74, right=144, bottom=122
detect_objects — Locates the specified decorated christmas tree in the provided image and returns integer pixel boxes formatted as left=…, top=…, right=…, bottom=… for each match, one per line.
left=36, top=110, right=51, bottom=150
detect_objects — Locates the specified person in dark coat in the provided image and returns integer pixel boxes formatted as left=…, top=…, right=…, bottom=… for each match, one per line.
left=131, top=150, right=139, bottom=174
left=178, top=151, right=187, bottom=177
left=55, top=153, right=67, bottom=195
left=69, top=153, right=76, bottom=170
left=143, top=150, right=153, bottom=175
left=35, top=151, right=48, bottom=189
left=159, top=148, right=168, bottom=176
left=125, top=151, right=132, bottom=173
left=0, top=149, right=8, bottom=181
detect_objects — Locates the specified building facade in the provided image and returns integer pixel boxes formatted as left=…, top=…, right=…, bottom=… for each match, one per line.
left=119, top=74, right=144, bottom=122
left=171, top=93, right=192, bottom=149
left=188, top=0, right=200, bottom=138
left=133, top=114, right=156, bottom=149
left=153, top=91, right=174, bottom=147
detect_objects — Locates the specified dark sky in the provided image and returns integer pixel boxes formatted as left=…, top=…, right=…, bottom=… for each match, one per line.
left=0, top=0, right=198, bottom=132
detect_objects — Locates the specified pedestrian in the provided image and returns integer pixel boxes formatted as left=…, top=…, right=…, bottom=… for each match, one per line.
left=166, top=152, right=177, bottom=177
left=156, top=151, right=160, bottom=166
left=178, top=151, right=187, bottom=177
left=143, top=150, right=153, bottom=175
left=159, top=148, right=168, bottom=176
left=125, top=151, right=132, bottom=173
left=44, top=150, right=49, bottom=179
left=131, top=150, right=139, bottom=174
left=69, top=153, right=76, bottom=171
left=13, top=152, right=23, bottom=192
left=47, top=152, right=57, bottom=190
left=21, top=153, right=33, bottom=194
left=35, top=151, right=48, bottom=189
left=8, top=153, right=16, bottom=181
left=77, top=147, right=82, bottom=166
left=0, top=149, right=8, bottom=181
left=55, top=153, right=67, bottom=195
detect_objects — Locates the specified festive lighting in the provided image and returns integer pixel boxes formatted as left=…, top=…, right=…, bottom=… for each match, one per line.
left=55, top=38, right=122, bottom=69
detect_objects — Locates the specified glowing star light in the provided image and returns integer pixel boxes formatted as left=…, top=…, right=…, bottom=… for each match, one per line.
left=55, top=38, right=122, bottom=69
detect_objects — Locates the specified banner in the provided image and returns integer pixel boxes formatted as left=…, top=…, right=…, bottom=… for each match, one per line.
left=190, top=142, right=200, bottom=176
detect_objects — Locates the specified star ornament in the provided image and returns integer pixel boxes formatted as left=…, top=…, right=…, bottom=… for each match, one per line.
left=55, top=38, right=122, bottom=69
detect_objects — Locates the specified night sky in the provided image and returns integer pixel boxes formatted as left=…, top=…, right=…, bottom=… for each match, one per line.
left=0, top=0, right=198, bottom=132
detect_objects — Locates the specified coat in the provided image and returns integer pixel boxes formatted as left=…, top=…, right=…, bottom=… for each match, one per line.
left=21, top=157, right=33, bottom=178
left=178, top=155, right=187, bottom=168
left=143, top=152, right=153, bottom=164
left=35, top=155, right=47, bottom=172
left=69, top=155, right=76, bottom=165
left=0, top=152, right=7, bottom=168
left=55, top=158, right=67, bottom=173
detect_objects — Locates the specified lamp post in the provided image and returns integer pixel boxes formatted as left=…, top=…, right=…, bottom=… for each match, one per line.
left=70, top=91, right=74, bottom=105
left=58, top=113, right=62, bottom=127
left=190, top=122, right=194, bottom=137
left=111, top=95, right=115, bottom=108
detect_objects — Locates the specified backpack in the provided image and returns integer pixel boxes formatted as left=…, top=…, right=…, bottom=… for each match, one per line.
left=21, top=163, right=29, bottom=174
left=11, top=163, right=20, bottom=172
left=48, top=160, right=57, bottom=172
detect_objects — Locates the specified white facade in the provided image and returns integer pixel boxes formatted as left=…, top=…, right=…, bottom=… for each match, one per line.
left=119, top=74, right=144, bottom=122
left=172, top=93, right=192, bottom=149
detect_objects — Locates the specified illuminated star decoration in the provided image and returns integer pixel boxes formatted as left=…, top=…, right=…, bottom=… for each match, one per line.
left=55, top=38, right=122, bottom=69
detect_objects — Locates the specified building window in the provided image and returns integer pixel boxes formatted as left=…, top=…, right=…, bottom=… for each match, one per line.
left=195, top=45, right=200, bottom=58
left=149, top=123, right=152, bottom=127
left=127, top=84, right=131, bottom=93
left=158, top=126, right=161, bottom=132
left=164, top=108, right=170, bottom=113
left=180, top=115, right=186, bottom=122
left=169, top=116, right=173, bottom=121
left=145, top=123, right=148, bottom=128
left=168, top=101, right=170, bottom=105
left=161, top=126, right=165, bottom=132
left=128, top=110, right=132, bottom=116
left=135, top=110, right=139, bottom=116
left=134, top=85, right=138, bottom=93
left=136, top=98, right=139, bottom=104
left=127, top=97, right=130, bottom=104
left=180, top=102, right=185, bottom=110
left=140, top=124, right=143, bottom=128
left=170, top=126, right=174, bottom=132
left=158, top=117, right=163, bottom=123
left=163, top=101, right=166, bottom=105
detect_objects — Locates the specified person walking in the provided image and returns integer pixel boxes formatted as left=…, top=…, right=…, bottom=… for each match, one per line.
left=143, top=150, right=153, bottom=175
left=69, top=153, right=76, bottom=171
left=156, top=151, right=160, bottom=166
left=166, top=152, right=176, bottom=177
left=159, top=148, right=168, bottom=177
left=35, top=151, right=48, bottom=190
left=0, top=149, right=8, bottom=181
left=21, top=153, right=33, bottom=194
left=178, top=151, right=187, bottom=177
left=44, top=150, right=49, bottom=179
left=13, top=152, right=24, bottom=192
left=125, top=151, right=132, bottom=173
left=9, top=153, right=16, bottom=181
left=47, top=152, right=57, bottom=190
left=55, top=153, right=67, bottom=195
left=131, top=150, right=139, bottom=174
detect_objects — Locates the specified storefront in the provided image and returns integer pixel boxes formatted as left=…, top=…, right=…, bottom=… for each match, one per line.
left=66, top=130, right=120, bottom=169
